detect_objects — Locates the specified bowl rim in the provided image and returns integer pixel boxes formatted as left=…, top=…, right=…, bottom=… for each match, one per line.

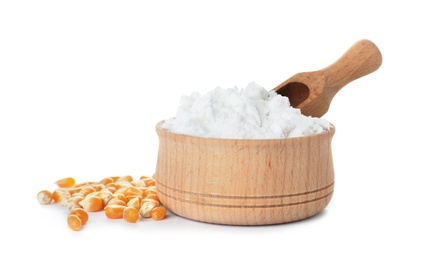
left=156, top=120, right=335, bottom=145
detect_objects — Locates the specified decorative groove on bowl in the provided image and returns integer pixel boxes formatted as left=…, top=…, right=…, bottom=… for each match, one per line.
left=157, top=181, right=334, bottom=200
left=157, top=186, right=333, bottom=209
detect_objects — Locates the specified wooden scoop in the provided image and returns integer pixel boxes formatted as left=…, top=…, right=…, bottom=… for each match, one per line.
left=273, top=39, right=382, bottom=117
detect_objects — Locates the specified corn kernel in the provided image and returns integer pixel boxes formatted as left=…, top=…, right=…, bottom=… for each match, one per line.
left=67, top=214, right=82, bottom=231
left=54, top=189, right=71, bottom=207
left=115, top=181, right=132, bottom=189
left=146, top=194, right=160, bottom=202
left=141, top=198, right=160, bottom=208
left=67, top=196, right=83, bottom=210
left=105, top=182, right=118, bottom=190
left=74, top=181, right=92, bottom=187
left=98, top=177, right=114, bottom=185
left=151, top=206, right=167, bottom=221
left=116, top=175, right=133, bottom=182
left=57, top=197, right=70, bottom=207
left=97, top=190, right=114, bottom=206
left=55, top=177, right=75, bottom=188
left=79, top=186, right=95, bottom=197
left=107, top=198, right=126, bottom=207
left=52, top=188, right=70, bottom=203
left=123, top=206, right=139, bottom=223
left=143, top=187, right=158, bottom=198
left=106, top=186, right=116, bottom=193
left=67, top=187, right=82, bottom=195
left=131, top=180, right=146, bottom=188
left=84, top=191, right=99, bottom=199
left=108, top=176, right=120, bottom=182
left=139, top=201, right=157, bottom=218
left=127, top=197, right=141, bottom=210
left=124, top=187, right=143, bottom=199
left=141, top=178, right=156, bottom=187
left=79, top=195, right=103, bottom=212
left=89, top=183, right=105, bottom=191
left=69, top=208, right=89, bottom=224
left=70, top=192, right=84, bottom=198
left=114, top=187, right=129, bottom=195
left=113, top=193, right=128, bottom=203
left=104, top=205, right=126, bottom=219
left=37, top=190, right=53, bottom=204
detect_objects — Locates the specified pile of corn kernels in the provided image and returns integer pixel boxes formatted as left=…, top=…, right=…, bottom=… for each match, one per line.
left=37, top=175, right=166, bottom=231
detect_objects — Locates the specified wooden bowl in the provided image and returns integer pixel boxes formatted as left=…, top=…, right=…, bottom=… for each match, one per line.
left=154, top=121, right=335, bottom=225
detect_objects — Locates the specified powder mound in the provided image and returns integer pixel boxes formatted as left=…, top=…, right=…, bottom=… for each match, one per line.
left=162, top=82, right=331, bottom=139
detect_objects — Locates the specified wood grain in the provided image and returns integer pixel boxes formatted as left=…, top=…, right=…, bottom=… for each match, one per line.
left=154, top=121, right=335, bottom=225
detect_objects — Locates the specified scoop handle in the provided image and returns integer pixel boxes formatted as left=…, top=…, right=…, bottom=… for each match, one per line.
left=321, top=39, right=382, bottom=93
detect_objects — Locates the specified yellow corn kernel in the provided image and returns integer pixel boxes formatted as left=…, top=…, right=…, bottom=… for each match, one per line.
left=139, top=201, right=158, bottom=218
left=114, top=187, right=129, bottom=195
left=151, top=206, right=167, bottom=221
left=127, top=197, right=141, bottom=211
left=53, top=189, right=71, bottom=207
left=70, top=192, right=84, bottom=198
left=52, top=188, right=70, bottom=203
left=140, top=198, right=160, bottom=208
left=57, top=197, right=70, bottom=207
left=55, top=177, right=75, bottom=188
left=89, top=183, right=105, bottom=191
left=67, top=196, right=83, bottom=210
left=37, top=190, right=53, bottom=204
left=123, top=206, right=139, bottom=223
left=67, top=214, right=82, bottom=231
left=143, top=186, right=157, bottom=195
left=106, top=186, right=116, bottom=194
left=98, top=177, right=114, bottom=185
left=108, top=175, right=120, bottom=182
left=130, top=180, right=146, bottom=188
left=126, top=195, right=143, bottom=201
left=67, top=187, right=82, bottom=195
left=104, top=205, right=126, bottom=219
left=99, top=188, right=113, bottom=193
left=97, top=190, right=114, bottom=206
left=85, top=191, right=99, bottom=198
left=113, top=193, right=128, bottom=203
left=146, top=194, right=160, bottom=202
left=79, top=195, right=103, bottom=212
left=116, top=175, right=133, bottom=182
left=145, top=186, right=157, bottom=192
left=69, top=208, right=89, bottom=224
left=73, top=181, right=92, bottom=188
left=79, top=186, right=95, bottom=197
left=105, top=182, right=118, bottom=190
left=107, top=198, right=126, bottom=207
left=124, top=187, right=143, bottom=198
left=141, top=178, right=156, bottom=187
left=115, top=181, right=132, bottom=189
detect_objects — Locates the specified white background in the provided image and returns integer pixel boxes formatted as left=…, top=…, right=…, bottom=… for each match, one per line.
left=1, top=1, right=442, bottom=259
